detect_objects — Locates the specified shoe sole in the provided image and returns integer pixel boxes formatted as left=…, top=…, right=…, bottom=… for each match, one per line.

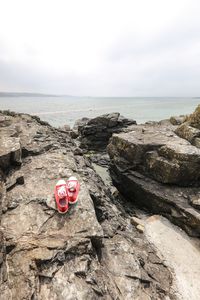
left=57, top=209, right=68, bottom=214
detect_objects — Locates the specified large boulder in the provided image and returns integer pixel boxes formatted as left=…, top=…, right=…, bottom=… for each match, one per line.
left=187, top=104, right=200, bottom=129
left=175, top=123, right=200, bottom=145
left=174, top=106, right=200, bottom=148
left=108, top=121, right=200, bottom=236
left=146, top=143, right=200, bottom=185
left=0, top=136, right=21, bottom=170
left=170, top=115, right=187, bottom=125
left=78, top=113, right=136, bottom=150
left=108, top=122, right=200, bottom=186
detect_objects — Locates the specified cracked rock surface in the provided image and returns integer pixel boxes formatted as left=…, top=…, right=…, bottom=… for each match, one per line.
left=0, top=111, right=175, bottom=299
left=107, top=109, right=200, bottom=236
left=77, top=112, right=136, bottom=151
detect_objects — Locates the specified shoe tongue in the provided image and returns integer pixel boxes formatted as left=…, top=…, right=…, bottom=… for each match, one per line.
left=58, top=188, right=66, bottom=198
left=68, top=182, right=76, bottom=191
left=69, top=186, right=75, bottom=192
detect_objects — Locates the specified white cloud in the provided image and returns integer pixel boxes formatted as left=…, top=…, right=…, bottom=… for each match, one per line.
left=0, top=0, right=199, bottom=95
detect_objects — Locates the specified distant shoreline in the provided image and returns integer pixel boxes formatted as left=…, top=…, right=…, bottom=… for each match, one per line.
left=0, top=92, right=73, bottom=97
left=0, top=92, right=199, bottom=98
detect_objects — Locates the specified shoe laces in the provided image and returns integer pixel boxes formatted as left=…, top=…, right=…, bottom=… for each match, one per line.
left=68, top=181, right=76, bottom=192
left=58, top=186, right=67, bottom=198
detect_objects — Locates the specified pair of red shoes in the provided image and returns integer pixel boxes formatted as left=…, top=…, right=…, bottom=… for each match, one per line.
left=54, top=176, right=80, bottom=213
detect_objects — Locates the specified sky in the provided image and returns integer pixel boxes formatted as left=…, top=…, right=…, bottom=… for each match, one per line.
left=0, top=0, right=199, bottom=96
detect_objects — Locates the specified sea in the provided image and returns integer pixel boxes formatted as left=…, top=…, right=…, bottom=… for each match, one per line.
left=0, top=96, right=199, bottom=128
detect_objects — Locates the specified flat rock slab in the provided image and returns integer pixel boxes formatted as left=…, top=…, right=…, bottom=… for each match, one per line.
left=108, top=124, right=187, bottom=166
left=2, top=152, right=103, bottom=241
left=109, top=163, right=200, bottom=236
left=145, top=216, right=200, bottom=300
left=1, top=151, right=103, bottom=299
left=108, top=122, right=200, bottom=186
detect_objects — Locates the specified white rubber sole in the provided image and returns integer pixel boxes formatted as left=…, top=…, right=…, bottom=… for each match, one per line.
left=57, top=209, right=68, bottom=214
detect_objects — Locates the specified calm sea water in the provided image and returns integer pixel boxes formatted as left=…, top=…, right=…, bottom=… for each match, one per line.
left=0, top=96, right=199, bottom=128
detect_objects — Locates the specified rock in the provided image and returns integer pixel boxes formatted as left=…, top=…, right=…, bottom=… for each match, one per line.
left=136, top=224, right=145, bottom=233
left=59, top=124, right=71, bottom=131
left=73, top=117, right=90, bottom=131
left=130, top=216, right=144, bottom=227
left=0, top=110, right=174, bottom=299
left=89, top=152, right=110, bottom=167
left=77, top=112, right=136, bottom=150
left=70, top=129, right=79, bottom=139
left=0, top=115, right=12, bottom=127
left=189, top=194, right=200, bottom=210
left=170, top=115, right=186, bottom=125
left=70, top=118, right=90, bottom=140
left=6, top=172, right=24, bottom=191
left=146, top=143, right=200, bottom=185
left=0, top=136, right=21, bottom=170
left=73, top=147, right=83, bottom=156
left=108, top=122, right=200, bottom=186
left=193, top=138, right=200, bottom=148
left=108, top=121, right=200, bottom=236
left=175, top=123, right=200, bottom=144
left=187, top=104, right=200, bottom=129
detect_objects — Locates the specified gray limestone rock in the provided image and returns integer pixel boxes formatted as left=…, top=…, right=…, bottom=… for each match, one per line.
left=175, top=123, right=200, bottom=144
left=78, top=113, right=136, bottom=150
left=108, top=120, right=200, bottom=235
left=0, top=111, right=174, bottom=300
left=170, top=115, right=186, bottom=125
left=0, top=136, right=21, bottom=170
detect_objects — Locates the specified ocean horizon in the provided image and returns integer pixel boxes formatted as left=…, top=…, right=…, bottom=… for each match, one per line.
left=0, top=96, right=199, bottom=128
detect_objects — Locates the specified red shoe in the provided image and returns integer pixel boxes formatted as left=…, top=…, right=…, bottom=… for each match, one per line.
left=54, top=180, right=69, bottom=213
left=66, top=176, right=80, bottom=204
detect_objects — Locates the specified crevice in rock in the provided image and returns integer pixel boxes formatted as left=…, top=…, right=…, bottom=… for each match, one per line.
left=90, top=237, right=103, bottom=263
left=5, top=244, right=15, bottom=255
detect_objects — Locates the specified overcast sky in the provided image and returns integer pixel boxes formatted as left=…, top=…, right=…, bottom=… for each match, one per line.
left=0, top=0, right=199, bottom=96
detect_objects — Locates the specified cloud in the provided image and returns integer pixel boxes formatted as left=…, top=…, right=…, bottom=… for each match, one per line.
left=0, top=0, right=199, bottom=96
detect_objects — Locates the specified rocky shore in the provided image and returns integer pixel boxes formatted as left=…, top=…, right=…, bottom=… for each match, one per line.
left=0, top=107, right=200, bottom=299
left=107, top=107, right=200, bottom=237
